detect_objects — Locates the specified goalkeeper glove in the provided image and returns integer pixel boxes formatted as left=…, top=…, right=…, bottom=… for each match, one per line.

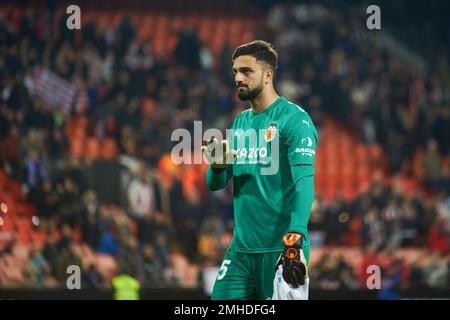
left=276, top=232, right=308, bottom=288
left=201, top=137, right=237, bottom=169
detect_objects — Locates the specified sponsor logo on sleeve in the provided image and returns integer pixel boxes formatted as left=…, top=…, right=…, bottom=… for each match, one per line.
left=296, top=136, right=315, bottom=156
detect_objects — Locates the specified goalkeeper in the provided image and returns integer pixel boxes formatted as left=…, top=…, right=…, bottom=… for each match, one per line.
left=202, top=40, right=318, bottom=300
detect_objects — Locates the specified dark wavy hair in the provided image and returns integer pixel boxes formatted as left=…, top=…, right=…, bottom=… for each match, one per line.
left=232, top=40, right=278, bottom=71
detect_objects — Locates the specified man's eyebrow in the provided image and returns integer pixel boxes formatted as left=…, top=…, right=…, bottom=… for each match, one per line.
left=233, top=66, right=253, bottom=72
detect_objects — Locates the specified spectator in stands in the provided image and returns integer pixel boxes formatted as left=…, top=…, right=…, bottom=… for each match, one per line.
left=314, top=253, right=341, bottom=290
left=56, top=224, right=73, bottom=252
left=163, top=254, right=183, bottom=286
left=119, top=126, right=139, bottom=157
left=127, top=163, right=154, bottom=220
left=408, top=257, right=425, bottom=289
left=111, top=265, right=141, bottom=300
left=125, top=40, right=154, bottom=72
left=141, top=244, right=163, bottom=287
left=80, top=190, right=101, bottom=249
left=335, top=255, right=359, bottom=292
left=54, top=241, right=82, bottom=282
left=198, top=211, right=226, bottom=259
left=447, top=257, right=450, bottom=289
left=111, top=206, right=134, bottom=248
left=136, top=210, right=156, bottom=247
left=377, top=261, right=402, bottom=300
left=34, top=180, right=59, bottom=232
left=48, top=122, right=67, bottom=158
left=23, top=148, right=48, bottom=193
left=116, top=15, right=136, bottom=58
left=422, top=139, right=443, bottom=191
left=152, top=211, right=173, bottom=242
left=57, top=177, right=81, bottom=226
left=0, top=124, right=21, bottom=178
left=382, top=198, right=402, bottom=250
left=82, top=262, right=104, bottom=289
left=359, top=245, right=383, bottom=287
left=362, top=207, right=385, bottom=250
left=97, top=224, right=119, bottom=256
left=117, top=236, right=143, bottom=283
left=439, top=164, right=450, bottom=195
left=174, top=28, right=201, bottom=70
left=400, top=200, right=419, bottom=246
left=64, top=157, right=88, bottom=194
left=423, top=252, right=448, bottom=289
left=435, top=193, right=450, bottom=229
left=368, top=175, right=390, bottom=210
left=428, top=216, right=449, bottom=255
left=97, top=204, right=115, bottom=239
left=199, top=41, right=214, bottom=78
left=42, top=235, right=59, bottom=277
left=324, top=194, right=350, bottom=245
left=23, top=246, right=51, bottom=286
left=433, top=106, right=450, bottom=157
left=154, top=232, right=170, bottom=269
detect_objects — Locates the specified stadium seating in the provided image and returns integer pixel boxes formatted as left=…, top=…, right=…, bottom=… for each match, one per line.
left=314, top=117, right=391, bottom=202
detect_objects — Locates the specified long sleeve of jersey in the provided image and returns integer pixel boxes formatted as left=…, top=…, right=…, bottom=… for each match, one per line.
left=288, top=164, right=315, bottom=237
left=205, top=166, right=232, bottom=191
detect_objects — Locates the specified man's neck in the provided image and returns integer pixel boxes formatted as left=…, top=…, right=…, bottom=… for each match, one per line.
left=250, top=89, right=280, bottom=113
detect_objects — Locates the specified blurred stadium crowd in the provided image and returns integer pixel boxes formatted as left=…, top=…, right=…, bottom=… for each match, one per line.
left=0, top=0, right=449, bottom=294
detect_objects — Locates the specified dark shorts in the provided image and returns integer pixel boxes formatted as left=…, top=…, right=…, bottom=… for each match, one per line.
left=211, top=245, right=310, bottom=300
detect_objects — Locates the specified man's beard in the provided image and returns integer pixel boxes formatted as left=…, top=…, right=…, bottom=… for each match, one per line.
left=237, top=83, right=264, bottom=101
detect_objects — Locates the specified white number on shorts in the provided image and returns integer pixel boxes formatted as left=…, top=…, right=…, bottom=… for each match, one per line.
left=217, top=259, right=231, bottom=280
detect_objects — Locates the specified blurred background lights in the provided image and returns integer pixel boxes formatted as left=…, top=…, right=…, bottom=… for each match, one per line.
left=0, top=202, right=7, bottom=214
left=31, top=216, right=40, bottom=226
left=338, top=212, right=350, bottom=224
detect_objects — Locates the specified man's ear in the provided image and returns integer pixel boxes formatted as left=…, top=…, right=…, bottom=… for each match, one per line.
left=265, top=69, right=273, bottom=85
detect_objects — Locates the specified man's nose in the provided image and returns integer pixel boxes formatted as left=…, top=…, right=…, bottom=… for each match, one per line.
left=235, top=73, right=244, bottom=84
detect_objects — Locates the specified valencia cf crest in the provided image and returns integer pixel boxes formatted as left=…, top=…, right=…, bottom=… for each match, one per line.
left=265, top=123, right=277, bottom=142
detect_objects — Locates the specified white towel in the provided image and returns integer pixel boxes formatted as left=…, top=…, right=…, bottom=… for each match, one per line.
left=272, top=265, right=309, bottom=300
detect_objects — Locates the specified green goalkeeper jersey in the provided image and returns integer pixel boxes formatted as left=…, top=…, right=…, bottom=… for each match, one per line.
left=206, top=97, right=318, bottom=253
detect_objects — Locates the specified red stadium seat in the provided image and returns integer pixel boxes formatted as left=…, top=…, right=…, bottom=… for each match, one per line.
left=197, top=17, right=215, bottom=42
left=17, top=231, right=30, bottom=246
left=138, top=18, right=154, bottom=42
left=110, top=13, right=122, bottom=28
left=403, top=178, right=419, bottom=195
left=170, top=15, right=185, bottom=33
left=1, top=215, right=15, bottom=232
left=69, top=137, right=85, bottom=158
left=69, top=125, right=87, bottom=141
left=85, top=137, right=100, bottom=160
left=412, top=148, right=424, bottom=181
left=15, top=217, right=32, bottom=232
left=100, top=139, right=119, bottom=160
left=17, top=203, right=37, bottom=217
left=166, top=34, right=178, bottom=54
left=356, top=164, right=371, bottom=181
left=129, top=12, right=143, bottom=26
left=72, top=226, right=83, bottom=243
left=9, top=180, right=25, bottom=202
left=141, top=98, right=155, bottom=120
left=0, top=169, right=7, bottom=187
left=2, top=193, right=18, bottom=218
left=30, top=231, right=47, bottom=249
